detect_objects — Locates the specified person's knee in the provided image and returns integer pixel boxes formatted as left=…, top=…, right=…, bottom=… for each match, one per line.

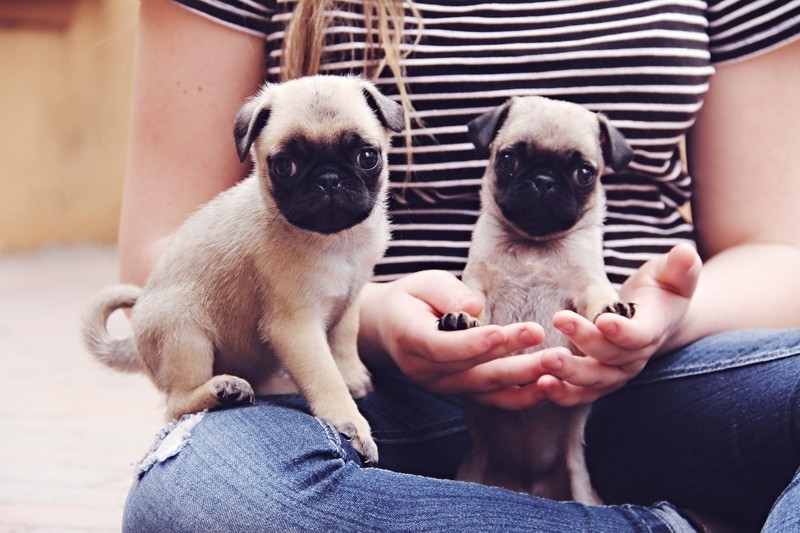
left=122, top=402, right=364, bottom=531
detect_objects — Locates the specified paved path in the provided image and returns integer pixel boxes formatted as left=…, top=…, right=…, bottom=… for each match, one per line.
left=0, top=246, right=162, bottom=532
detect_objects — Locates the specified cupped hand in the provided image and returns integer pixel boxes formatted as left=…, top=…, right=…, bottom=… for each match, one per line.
left=359, top=270, right=546, bottom=397
left=536, top=243, right=702, bottom=406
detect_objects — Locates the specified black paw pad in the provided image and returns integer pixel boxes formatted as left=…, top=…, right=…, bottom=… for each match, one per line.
left=602, top=301, right=636, bottom=319
left=437, top=312, right=481, bottom=331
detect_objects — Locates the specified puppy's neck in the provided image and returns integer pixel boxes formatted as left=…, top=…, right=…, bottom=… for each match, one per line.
left=473, top=208, right=605, bottom=274
left=494, top=213, right=592, bottom=249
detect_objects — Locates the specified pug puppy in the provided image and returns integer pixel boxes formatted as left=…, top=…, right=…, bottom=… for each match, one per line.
left=82, top=75, right=405, bottom=464
left=438, top=96, right=635, bottom=503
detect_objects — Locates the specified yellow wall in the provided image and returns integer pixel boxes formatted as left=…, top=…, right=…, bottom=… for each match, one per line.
left=0, top=0, right=138, bottom=251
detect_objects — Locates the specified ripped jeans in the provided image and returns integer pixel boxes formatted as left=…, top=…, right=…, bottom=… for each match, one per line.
left=123, top=329, right=800, bottom=532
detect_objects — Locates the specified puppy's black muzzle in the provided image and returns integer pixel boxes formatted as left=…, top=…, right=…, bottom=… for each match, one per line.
left=275, top=165, right=378, bottom=235
left=496, top=168, right=585, bottom=239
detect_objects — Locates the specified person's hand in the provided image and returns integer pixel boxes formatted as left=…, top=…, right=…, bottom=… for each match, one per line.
left=359, top=270, right=547, bottom=399
left=533, top=243, right=702, bottom=407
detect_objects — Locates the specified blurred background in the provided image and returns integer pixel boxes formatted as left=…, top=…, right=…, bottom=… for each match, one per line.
left=1, top=1, right=163, bottom=530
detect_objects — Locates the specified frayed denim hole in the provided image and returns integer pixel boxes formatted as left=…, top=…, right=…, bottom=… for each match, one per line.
left=134, top=411, right=206, bottom=479
left=313, top=417, right=348, bottom=462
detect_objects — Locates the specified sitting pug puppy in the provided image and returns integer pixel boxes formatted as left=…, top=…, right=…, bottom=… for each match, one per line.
left=439, top=96, right=635, bottom=503
left=82, top=75, right=405, bottom=464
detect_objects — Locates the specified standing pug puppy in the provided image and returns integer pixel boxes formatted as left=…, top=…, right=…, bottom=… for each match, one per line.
left=439, top=96, right=635, bottom=503
left=82, top=75, right=404, bottom=464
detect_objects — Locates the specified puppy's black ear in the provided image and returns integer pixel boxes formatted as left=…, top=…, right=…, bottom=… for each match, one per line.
left=598, top=114, right=634, bottom=172
left=361, top=82, right=406, bottom=133
left=234, top=90, right=273, bottom=163
left=467, top=100, right=512, bottom=154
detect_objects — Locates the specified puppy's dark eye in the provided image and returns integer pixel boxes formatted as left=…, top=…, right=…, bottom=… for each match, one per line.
left=498, top=152, right=519, bottom=173
left=357, top=147, right=380, bottom=170
left=574, top=164, right=596, bottom=186
left=271, top=156, right=298, bottom=178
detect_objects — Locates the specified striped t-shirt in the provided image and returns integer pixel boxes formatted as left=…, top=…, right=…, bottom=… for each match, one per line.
left=173, top=0, right=800, bottom=286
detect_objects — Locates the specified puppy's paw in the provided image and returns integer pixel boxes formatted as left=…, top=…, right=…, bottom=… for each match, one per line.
left=337, top=417, right=379, bottom=465
left=595, top=301, right=636, bottom=321
left=437, top=311, right=483, bottom=331
left=339, top=359, right=374, bottom=400
left=210, top=375, right=255, bottom=407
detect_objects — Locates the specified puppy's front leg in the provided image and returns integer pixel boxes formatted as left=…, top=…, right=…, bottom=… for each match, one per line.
left=266, top=314, right=378, bottom=464
left=576, top=278, right=636, bottom=323
left=328, top=301, right=373, bottom=399
left=438, top=266, right=488, bottom=331
left=437, top=311, right=484, bottom=331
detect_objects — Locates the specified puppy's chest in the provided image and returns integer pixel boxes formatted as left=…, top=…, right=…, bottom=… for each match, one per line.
left=475, top=262, right=575, bottom=352
left=270, top=238, right=376, bottom=314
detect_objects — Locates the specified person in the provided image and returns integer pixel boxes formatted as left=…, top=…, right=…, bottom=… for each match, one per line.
left=117, top=0, right=800, bottom=530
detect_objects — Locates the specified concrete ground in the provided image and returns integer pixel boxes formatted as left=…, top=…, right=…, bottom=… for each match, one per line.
left=0, top=245, right=163, bottom=532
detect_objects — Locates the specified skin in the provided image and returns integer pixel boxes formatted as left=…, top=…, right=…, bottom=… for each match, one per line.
left=119, top=0, right=265, bottom=286
left=121, top=0, right=800, bottom=411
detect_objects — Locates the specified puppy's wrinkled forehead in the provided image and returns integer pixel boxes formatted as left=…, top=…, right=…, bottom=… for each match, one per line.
left=497, top=97, right=602, bottom=159
left=263, top=77, right=385, bottom=152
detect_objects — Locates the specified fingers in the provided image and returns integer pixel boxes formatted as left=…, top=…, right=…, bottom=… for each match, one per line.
left=540, top=349, right=645, bottom=388
left=553, top=310, right=654, bottom=365
left=593, top=311, right=660, bottom=352
left=466, top=349, right=643, bottom=410
left=430, top=345, right=562, bottom=395
left=406, top=322, right=545, bottom=383
left=478, top=322, right=545, bottom=362
left=413, top=323, right=507, bottom=364
left=535, top=376, right=619, bottom=407
left=470, top=383, right=545, bottom=411
left=420, top=321, right=544, bottom=364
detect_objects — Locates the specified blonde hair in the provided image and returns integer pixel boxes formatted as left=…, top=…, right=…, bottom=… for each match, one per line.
left=280, top=0, right=422, bottom=175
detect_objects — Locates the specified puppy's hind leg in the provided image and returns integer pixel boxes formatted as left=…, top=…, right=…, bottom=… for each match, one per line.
left=565, top=405, right=603, bottom=505
left=329, top=302, right=372, bottom=400
left=145, top=325, right=254, bottom=421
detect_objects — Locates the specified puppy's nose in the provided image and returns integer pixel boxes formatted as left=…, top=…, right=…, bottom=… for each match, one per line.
left=316, top=171, right=342, bottom=194
left=531, top=174, right=556, bottom=193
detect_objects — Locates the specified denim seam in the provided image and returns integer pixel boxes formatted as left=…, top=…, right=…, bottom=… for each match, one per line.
left=314, top=417, right=347, bottom=461
left=630, top=347, right=799, bottom=387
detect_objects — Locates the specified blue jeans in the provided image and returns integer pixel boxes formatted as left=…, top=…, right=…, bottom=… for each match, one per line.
left=123, top=329, right=800, bottom=531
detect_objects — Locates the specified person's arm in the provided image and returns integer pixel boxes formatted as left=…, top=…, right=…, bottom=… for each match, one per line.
left=677, top=38, right=800, bottom=342
left=119, top=0, right=265, bottom=286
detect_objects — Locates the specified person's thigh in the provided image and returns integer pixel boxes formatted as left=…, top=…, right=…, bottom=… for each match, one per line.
left=124, top=370, right=684, bottom=532
left=586, top=328, right=800, bottom=528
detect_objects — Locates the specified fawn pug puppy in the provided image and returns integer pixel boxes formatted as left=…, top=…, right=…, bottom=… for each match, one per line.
left=82, top=75, right=405, bottom=464
left=439, top=96, right=635, bottom=502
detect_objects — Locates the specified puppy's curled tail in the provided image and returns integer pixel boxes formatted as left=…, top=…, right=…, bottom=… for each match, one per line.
left=81, top=284, right=143, bottom=373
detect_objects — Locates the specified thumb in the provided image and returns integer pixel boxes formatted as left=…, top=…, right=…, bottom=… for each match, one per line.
left=653, top=243, right=702, bottom=298
left=404, top=270, right=485, bottom=317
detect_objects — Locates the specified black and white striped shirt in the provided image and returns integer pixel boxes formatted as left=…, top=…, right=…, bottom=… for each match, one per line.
left=173, top=0, right=800, bottom=286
